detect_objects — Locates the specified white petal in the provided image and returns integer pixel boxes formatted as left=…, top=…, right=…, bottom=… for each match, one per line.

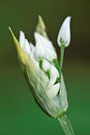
left=19, top=31, right=25, bottom=49
left=47, top=83, right=60, bottom=98
left=57, top=16, right=71, bottom=47
left=24, top=39, right=30, bottom=54
left=35, top=36, right=46, bottom=60
left=42, top=59, right=51, bottom=72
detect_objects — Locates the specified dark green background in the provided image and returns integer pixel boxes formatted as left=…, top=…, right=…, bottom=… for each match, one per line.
left=0, top=0, right=90, bottom=135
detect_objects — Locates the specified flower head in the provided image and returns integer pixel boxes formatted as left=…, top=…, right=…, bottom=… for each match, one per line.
left=57, top=16, right=71, bottom=47
left=9, top=16, right=69, bottom=118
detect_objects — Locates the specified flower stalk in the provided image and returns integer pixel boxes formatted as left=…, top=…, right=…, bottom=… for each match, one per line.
left=60, top=44, right=65, bottom=81
left=58, top=114, right=75, bottom=135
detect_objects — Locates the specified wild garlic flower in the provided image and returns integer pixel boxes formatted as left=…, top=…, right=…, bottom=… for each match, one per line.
left=57, top=16, right=71, bottom=47
left=9, top=16, right=71, bottom=118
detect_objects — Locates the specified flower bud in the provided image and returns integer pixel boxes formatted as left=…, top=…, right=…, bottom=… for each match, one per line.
left=42, top=59, right=51, bottom=72
left=19, top=31, right=25, bottom=49
left=9, top=17, right=68, bottom=119
left=34, top=32, right=57, bottom=61
left=49, top=65, right=59, bottom=85
left=35, top=35, right=46, bottom=60
left=57, top=16, right=71, bottom=47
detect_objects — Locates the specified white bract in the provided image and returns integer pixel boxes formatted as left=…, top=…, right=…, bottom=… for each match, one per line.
left=57, top=16, right=71, bottom=47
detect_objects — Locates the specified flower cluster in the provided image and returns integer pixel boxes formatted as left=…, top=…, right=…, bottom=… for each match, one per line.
left=9, top=16, right=71, bottom=118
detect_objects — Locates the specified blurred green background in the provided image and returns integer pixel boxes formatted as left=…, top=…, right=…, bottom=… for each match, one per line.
left=0, top=0, right=90, bottom=135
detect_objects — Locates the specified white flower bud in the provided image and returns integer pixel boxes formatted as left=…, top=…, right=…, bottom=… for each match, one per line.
left=45, top=48, right=57, bottom=62
left=19, top=31, right=30, bottom=55
left=47, top=83, right=60, bottom=98
left=35, top=35, right=46, bottom=60
left=29, top=42, right=39, bottom=67
left=19, top=31, right=25, bottom=49
left=42, top=59, right=51, bottom=72
left=57, top=16, right=71, bottom=47
left=30, top=42, right=36, bottom=59
left=50, top=65, right=59, bottom=85
left=34, top=32, right=55, bottom=51
left=24, top=39, right=30, bottom=54
left=34, top=32, right=57, bottom=61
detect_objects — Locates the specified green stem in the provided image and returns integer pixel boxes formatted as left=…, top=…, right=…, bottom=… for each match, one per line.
left=60, top=45, right=65, bottom=81
left=58, top=114, right=75, bottom=135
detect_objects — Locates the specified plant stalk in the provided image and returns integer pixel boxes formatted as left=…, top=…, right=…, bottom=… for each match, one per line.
left=58, top=114, right=75, bottom=135
left=60, top=45, right=65, bottom=81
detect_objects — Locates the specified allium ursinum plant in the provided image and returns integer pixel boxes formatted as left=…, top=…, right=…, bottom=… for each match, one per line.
left=9, top=16, right=75, bottom=135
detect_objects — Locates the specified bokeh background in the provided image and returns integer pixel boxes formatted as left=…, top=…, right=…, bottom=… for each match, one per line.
left=0, top=0, right=90, bottom=135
